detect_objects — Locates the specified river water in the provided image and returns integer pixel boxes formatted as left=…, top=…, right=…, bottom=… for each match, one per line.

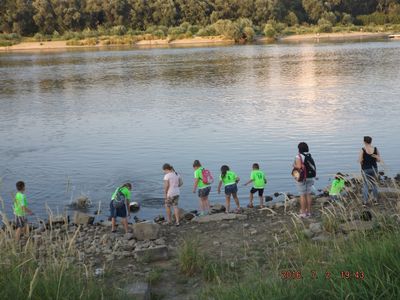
left=1, top=40, right=399, bottom=221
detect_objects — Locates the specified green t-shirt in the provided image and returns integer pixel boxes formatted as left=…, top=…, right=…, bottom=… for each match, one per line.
left=250, top=170, right=266, bottom=188
left=219, top=170, right=237, bottom=186
left=329, top=179, right=345, bottom=196
left=112, top=186, right=131, bottom=202
left=194, top=167, right=210, bottom=189
left=14, top=192, right=27, bottom=217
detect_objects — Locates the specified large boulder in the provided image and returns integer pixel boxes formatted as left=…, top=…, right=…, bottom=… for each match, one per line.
left=125, top=282, right=150, bottom=300
left=210, top=204, right=226, bottom=214
left=73, top=212, right=94, bottom=225
left=134, top=245, right=168, bottom=262
left=192, top=213, right=247, bottom=223
left=132, top=223, right=160, bottom=241
left=309, top=222, right=323, bottom=234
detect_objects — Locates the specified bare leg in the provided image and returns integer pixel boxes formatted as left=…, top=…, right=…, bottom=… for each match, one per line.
left=225, top=195, right=231, bottom=213
left=121, top=218, right=129, bottom=234
left=232, top=193, right=240, bottom=209
left=300, top=194, right=306, bottom=214
left=111, top=217, right=117, bottom=232
left=306, top=193, right=312, bottom=214
left=249, top=193, right=254, bottom=207
left=165, top=205, right=172, bottom=223
left=259, top=195, right=264, bottom=208
left=201, top=196, right=210, bottom=213
left=15, top=227, right=21, bottom=242
left=173, top=206, right=180, bottom=224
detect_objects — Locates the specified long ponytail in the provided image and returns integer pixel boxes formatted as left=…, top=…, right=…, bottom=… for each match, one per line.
left=221, top=165, right=230, bottom=179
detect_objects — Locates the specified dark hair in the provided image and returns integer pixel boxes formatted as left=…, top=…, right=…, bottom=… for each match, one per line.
left=162, top=163, right=173, bottom=171
left=220, top=165, right=230, bottom=179
left=298, top=142, right=309, bottom=153
left=193, top=160, right=201, bottom=168
left=335, top=172, right=344, bottom=180
left=16, top=181, right=25, bottom=191
left=123, top=182, right=132, bottom=190
left=363, top=136, right=372, bottom=144
left=252, top=163, right=259, bottom=170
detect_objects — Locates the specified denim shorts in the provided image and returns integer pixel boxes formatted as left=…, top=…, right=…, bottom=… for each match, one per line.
left=225, top=183, right=238, bottom=195
left=296, top=178, right=315, bottom=195
left=198, top=186, right=211, bottom=197
left=109, top=200, right=127, bottom=218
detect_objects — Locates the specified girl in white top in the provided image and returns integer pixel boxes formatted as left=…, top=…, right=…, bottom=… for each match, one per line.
left=162, top=163, right=183, bottom=226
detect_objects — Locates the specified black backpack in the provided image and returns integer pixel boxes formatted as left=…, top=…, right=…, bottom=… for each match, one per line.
left=112, top=188, right=126, bottom=209
left=303, top=153, right=316, bottom=178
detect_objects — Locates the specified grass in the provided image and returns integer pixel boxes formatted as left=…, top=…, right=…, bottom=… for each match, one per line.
left=0, top=196, right=126, bottom=299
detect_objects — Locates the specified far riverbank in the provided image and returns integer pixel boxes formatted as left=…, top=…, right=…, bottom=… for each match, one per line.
left=0, top=32, right=394, bottom=52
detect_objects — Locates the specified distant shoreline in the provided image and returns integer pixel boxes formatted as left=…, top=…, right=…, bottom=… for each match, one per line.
left=0, top=36, right=234, bottom=52
left=0, top=32, right=393, bottom=53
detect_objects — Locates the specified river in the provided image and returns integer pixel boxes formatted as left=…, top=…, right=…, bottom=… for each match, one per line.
left=1, top=40, right=399, bottom=221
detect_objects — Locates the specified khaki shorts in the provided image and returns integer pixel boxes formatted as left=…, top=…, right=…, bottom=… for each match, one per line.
left=166, top=195, right=179, bottom=207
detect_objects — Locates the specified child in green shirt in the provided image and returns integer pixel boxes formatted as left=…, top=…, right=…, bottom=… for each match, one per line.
left=217, top=165, right=241, bottom=213
left=244, top=163, right=267, bottom=208
left=329, top=173, right=346, bottom=201
left=14, top=181, right=33, bottom=241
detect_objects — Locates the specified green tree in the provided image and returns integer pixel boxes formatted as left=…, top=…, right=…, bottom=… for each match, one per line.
left=175, top=0, right=211, bottom=26
left=52, top=0, right=83, bottom=32
left=150, top=0, right=177, bottom=27
left=302, top=0, right=325, bottom=22
left=33, top=0, right=57, bottom=34
left=103, top=0, right=130, bottom=26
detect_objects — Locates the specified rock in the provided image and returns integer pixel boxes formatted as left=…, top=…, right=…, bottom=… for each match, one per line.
left=303, top=229, right=314, bottom=239
left=184, top=212, right=196, bottom=221
left=309, top=222, right=323, bottom=234
left=192, top=213, right=247, bottom=223
left=250, top=229, right=258, bottom=235
left=316, top=197, right=330, bottom=205
left=98, top=220, right=112, bottom=227
left=73, top=195, right=91, bottom=209
left=134, top=246, right=169, bottom=262
left=265, top=196, right=273, bottom=202
left=154, top=215, right=165, bottom=224
left=136, top=241, right=151, bottom=250
left=312, top=233, right=331, bottom=242
left=154, top=238, right=166, bottom=245
left=48, top=215, right=69, bottom=226
left=210, top=204, right=226, bottom=214
left=125, top=282, right=150, bottom=300
left=73, top=212, right=94, bottom=225
left=124, top=233, right=134, bottom=241
left=132, top=223, right=160, bottom=241
left=173, top=208, right=187, bottom=222
left=339, top=221, right=374, bottom=233
left=243, top=223, right=250, bottom=228
left=360, top=211, right=372, bottom=221
left=220, top=223, right=229, bottom=229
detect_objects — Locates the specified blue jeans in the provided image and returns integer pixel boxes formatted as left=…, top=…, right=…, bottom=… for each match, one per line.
left=362, top=168, right=378, bottom=204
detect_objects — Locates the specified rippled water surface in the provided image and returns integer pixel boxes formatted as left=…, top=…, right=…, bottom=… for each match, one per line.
left=1, top=41, right=400, bottom=220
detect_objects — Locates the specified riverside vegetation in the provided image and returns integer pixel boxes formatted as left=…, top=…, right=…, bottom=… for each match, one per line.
left=1, top=1, right=400, bottom=47
left=1, top=174, right=399, bottom=299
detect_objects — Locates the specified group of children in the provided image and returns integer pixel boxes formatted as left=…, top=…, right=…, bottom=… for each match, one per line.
left=9, top=160, right=347, bottom=238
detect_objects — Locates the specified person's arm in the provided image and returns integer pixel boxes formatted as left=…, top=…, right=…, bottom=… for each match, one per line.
left=358, top=149, right=364, bottom=165
left=236, top=176, right=240, bottom=183
left=23, top=206, right=33, bottom=215
left=164, top=180, right=169, bottom=199
left=294, top=155, right=302, bottom=169
left=372, top=149, right=381, bottom=162
left=192, top=178, right=199, bottom=193
left=244, top=179, right=253, bottom=186
left=217, top=180, right=222, bottom=194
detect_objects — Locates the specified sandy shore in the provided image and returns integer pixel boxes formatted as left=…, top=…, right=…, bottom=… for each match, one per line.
left=278, top=32, right=389, bottom=42
left=0, top=36, right=233, bottom=52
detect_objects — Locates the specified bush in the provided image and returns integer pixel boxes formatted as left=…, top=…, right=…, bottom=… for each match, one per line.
left=317, top=18, right=333, bottom=33
left=286, top=11, right=299, bottom=26
left=152, top=29, right=165, bottom=38
left=188, top=25, right=200, bottom=35
left=242, top=26, right=255, bottom=42
left=263, top=24, right=277, bottom=38
left=213, top=19, right=239, bottom=40
left=342, top=13, right=353, bottom=25
left=110, top=25, right=127, bottom=36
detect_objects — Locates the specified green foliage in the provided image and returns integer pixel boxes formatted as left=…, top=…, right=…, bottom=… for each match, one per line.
left=202, top=222, right=400, bottom=299
left=263, top=24, right=277, bottom=38
left=0, top=0, right=399, bottom=42
left=317, top=18, right=333, bottom=33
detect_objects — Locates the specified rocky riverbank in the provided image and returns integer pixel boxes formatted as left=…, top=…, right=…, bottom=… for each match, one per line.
left=4, top=174, right=400, bottom=299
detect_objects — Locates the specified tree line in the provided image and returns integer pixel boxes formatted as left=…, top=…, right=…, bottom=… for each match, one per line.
left=1, top=0, right=400, bottom=36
